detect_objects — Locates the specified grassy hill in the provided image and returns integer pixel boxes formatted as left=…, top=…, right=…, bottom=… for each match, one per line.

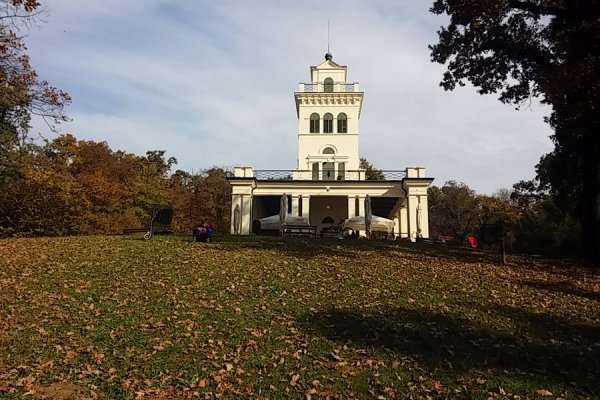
left=0, top=235, right=598, bottom=399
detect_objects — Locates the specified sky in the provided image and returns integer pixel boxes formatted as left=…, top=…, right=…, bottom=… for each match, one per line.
left=25, top=0, right=554, bottom=194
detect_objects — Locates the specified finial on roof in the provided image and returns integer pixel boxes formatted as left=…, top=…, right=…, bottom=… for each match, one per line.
left=325, top=21, right=333, bottom=61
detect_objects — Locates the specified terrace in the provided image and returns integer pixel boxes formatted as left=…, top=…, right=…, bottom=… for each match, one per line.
left=297, top=82, right=360, bottom=93
left=252, top=169, right=406, bottom=181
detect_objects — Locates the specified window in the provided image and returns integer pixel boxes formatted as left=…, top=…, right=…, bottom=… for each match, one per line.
left=324, top=78, right=334, bottom=93
left=323, top=162, right=335, bottom=180
left=322, top=147, right=335, bottom=155
left=337, top=113, right=347, bottom=133
left=309, top=113, right=320, bottom=133
left=322, top=217, right=334, bottom=224
left=312, top=163, right=319, bottom=180
left=323, top=113, right=333, bottom=133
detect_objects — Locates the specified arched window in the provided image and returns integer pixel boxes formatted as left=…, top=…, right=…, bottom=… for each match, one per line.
left=324, top=78, right=334, bottom=93
left=323, top=113, right=333, bottom=133
left=322, top=147, right=335, bottom=155
left=337, top=113, right=347, bottom=133
left=322, top=217, right=335, bottom=224
left=309, top=113, right=320, bottom=133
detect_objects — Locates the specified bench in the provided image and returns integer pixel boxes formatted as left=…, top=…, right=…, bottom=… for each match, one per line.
left=437, top=235, right=454, bottom=244
left=122, top=227, right=172, bottom=237
left=122, top=206, right=174, bottom=240
left=122, top=228, right=148, bottom=234
left=282, top=224, right=317, bottom=237
left=321, top=228, right=341, bottom=239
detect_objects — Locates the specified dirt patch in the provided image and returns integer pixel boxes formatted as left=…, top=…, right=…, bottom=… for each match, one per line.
left=26, top=383, right=90, bottom=399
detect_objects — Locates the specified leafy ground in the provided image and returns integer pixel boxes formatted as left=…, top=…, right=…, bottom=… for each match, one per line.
left=0, top=235, right=598, bottom=399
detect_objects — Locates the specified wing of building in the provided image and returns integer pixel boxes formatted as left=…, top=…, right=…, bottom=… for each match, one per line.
left=228, top=53, right=433, bottom=240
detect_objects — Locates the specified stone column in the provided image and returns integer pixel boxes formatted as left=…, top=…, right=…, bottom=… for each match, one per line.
left=230, top=194, right=241, bottom=234
left=347, top=196, right=356, bottom=219
left=301, top=195, right=310, bottom=222
left=399, top=205, right=409, bottom=239
left=418, top=195, right=429, bottom=239
left=407, top=195, right=418, bottom=241
left=291, top=195, right=300, bottom=217
left=240, top=194, right=253, bottom=235
left=357, top=195, right=366, bottom=216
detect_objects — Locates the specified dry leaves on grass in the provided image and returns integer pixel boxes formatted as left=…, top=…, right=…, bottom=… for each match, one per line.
left=0, top=236, right=598, bottom=399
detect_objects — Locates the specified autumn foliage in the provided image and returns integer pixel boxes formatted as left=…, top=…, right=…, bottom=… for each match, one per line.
left=0, top=134, right=232, bottom=236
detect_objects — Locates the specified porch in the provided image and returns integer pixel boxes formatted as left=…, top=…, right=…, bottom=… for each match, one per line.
left=229, top=166, right=433, bottom=241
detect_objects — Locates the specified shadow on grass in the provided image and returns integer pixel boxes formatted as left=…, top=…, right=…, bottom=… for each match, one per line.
left=520, top=279, right=600, bottom=302
left=297, top=306, right=600, bottom=395
left=393, top=240, right=511, bottom=265
left=192, top=234, right=594, bottom=272
left=214, top=234, right=511, bottom=264
left=214, top=234, right=392, bottom=260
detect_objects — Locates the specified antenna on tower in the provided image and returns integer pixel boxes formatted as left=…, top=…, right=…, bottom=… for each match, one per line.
left=327, top=20, right=330, bottom=53
left=325, top=20, right=333, bottom=60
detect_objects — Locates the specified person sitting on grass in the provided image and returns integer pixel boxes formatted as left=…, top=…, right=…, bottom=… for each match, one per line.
left=192, top=219, right=213, bottom=243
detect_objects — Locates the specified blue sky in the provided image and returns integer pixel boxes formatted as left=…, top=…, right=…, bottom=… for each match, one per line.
left=26, top=0, right=554, bottom=193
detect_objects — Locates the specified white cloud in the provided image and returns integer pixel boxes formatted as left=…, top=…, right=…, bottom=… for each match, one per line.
left=26, top=0, right=553, bottom=193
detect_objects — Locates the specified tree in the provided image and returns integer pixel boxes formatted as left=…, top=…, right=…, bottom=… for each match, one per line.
left=430, top=0, right=600, bottom=265
left=0, top=0, right=71, bottom=188
left=428, top=181, right=480, bottom=238
left=167, top=167, right=232, bottom=234
left=359, top=158, right=385, bottom=181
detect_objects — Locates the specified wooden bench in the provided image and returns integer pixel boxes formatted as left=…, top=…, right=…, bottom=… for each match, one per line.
left=122, top=228, right=148, bottom=234
left=122, top=227, right=172, bottom=235
left=321, top=228, right=341, bottom=239
left=437, top=235, right=454, bottom=244
left=282, top=224, right=317, bottom=237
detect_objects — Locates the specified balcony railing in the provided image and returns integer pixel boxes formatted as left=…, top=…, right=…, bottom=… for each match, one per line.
left=298, top=82, right=360, bottom=93
left=255, top=170, right=405, bottom=181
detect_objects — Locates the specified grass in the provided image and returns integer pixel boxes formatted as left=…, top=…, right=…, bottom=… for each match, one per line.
left=0, top=235, right=598, bottom=399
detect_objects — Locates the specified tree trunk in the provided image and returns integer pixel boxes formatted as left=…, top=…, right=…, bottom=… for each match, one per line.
left=580, top=129, right=600, bottom=267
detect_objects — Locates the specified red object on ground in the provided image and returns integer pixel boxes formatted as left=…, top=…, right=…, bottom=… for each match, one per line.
left=467, top=236, right=478, bottom=249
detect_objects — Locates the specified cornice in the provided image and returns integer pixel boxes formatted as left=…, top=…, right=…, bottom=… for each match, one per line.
left=294, top=93, right=363, bottom=107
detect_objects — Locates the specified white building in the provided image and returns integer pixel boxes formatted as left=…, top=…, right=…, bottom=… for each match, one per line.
left=228, top=53, right=433, bottom=239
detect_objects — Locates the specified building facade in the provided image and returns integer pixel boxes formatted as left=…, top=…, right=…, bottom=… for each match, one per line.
left=228, top=54, right=433, bottom=239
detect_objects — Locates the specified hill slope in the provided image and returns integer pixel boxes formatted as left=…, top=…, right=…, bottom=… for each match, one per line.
left=0, top=236, right=598, bottom=399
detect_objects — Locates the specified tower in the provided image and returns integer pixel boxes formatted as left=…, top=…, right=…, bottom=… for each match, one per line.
left=294, top=53, right=364, bottom=181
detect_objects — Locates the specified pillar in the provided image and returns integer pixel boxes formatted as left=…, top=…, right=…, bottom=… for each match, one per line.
left=301, top=195, right=310, bottom=222
left=347, top=196, right=356, bottom=219
left=407, top=195, right=418, bottom=241
left=291, top=195, right=300, bottom=216
left=357, top=195, right=366, bottom=216
left=399, top=205, right=408, bottom=238
left=418, top=195, right=429, bottom=239
left=240, top=194, right=253, bottom=235
left=230, top=194, right=241, bottom=234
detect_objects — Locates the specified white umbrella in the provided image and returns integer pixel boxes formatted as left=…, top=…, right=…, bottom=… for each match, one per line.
left=260, top=214, right=309, bottom=230
left=279, top=194, right=288, bottom=231
left=233, top=204, right=241, bottom=235
left=364, top=195, right=372, bottom=239
left=342, top=215, right=395, bottom=232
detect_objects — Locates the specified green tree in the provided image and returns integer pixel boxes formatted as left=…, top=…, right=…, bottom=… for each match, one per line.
left=359, top=158, right=385, bottom=181
left=428, top=181, right=480, bottom=238
left=430, top=0, right=600, bottom=265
